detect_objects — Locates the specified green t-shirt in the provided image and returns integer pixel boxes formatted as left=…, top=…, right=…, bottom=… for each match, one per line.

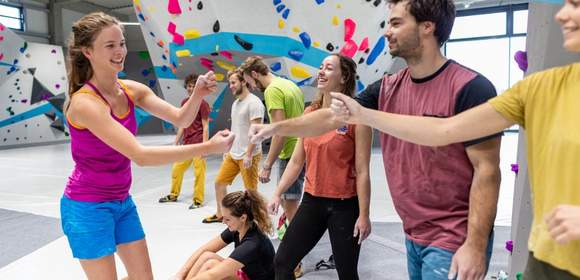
left=264, top=77, right=305, bottom=159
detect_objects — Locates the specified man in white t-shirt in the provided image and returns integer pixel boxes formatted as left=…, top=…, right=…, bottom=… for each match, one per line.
left=203, top=69, right=265, bottom=223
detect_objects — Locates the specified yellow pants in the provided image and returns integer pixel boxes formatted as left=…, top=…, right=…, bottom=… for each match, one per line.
left=215, top=153, right=261, bottom=190
left=170, top=157, right=206, bottom=203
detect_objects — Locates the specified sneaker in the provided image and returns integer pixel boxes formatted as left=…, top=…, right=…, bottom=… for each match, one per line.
left=188, top=201, right=202, bottom=209
left=294, top=262, right=304, bottom=278
left=277, top=213, right=288, bottom=240
left=202, top=214, right=223, bottom=223
left=158, top=195, right=177, bottom=203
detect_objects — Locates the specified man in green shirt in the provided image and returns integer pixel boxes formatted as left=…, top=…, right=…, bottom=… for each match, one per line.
left=240, top=56, right=305, bottom=225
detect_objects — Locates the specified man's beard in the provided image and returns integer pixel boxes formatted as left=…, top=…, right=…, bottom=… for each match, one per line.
left=389, top=29, right=422, bottom=59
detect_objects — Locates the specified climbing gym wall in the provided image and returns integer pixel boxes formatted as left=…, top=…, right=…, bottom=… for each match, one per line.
left=0, top=23, right=69, bottom=148
left=119, top=50, right=166, bottom=134
left=132, top=0, right=394, bottom=132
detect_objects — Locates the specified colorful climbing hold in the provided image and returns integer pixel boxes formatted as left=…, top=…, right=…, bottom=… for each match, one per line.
left=270, top=62, right=282, bottom=72
left=168, top=0, right=182, bottom=15
left=213, top=20, right=220, bottom=33
left=215, top=73, right=225, bottom=81
left=288, top=50, right=304, bottom=61
left=359, top=37, right=369, bottom=51
left=299, top=32, right=311, bottom=49
left=514, top=51, right=527, bottom=72
left=234, top=34, right=253, bottom=50
left=366, top=36, right=385, bottom=65
left=216, top=60, right=236, bottom=71
left=173, top=33, right=185, bottom=45
left=344, top=18, right=356, bottom=42
left=167, top=22, right=176, bottom=34
left=340, top=40, right=358, bottom=58
left=184, top=29, right=201, bottom=39
left=278, top=19, right=285, bottom=29
left=332, top=15, right=339, bottom=26
left=282, top=8, right=290, bottom=19
left=176, top=50, right=191, bottom=57
left=290, top=66, right=311, bottom=79
left=219, top=51, right=233, bottom=60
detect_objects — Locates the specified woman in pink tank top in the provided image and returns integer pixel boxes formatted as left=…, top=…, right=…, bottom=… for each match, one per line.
left=61, top=12, right=235, bottom=280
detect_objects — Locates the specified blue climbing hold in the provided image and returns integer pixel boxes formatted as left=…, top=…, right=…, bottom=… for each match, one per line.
left=276, top=4, right=285, bottom=13
left=288, top=50, right=304, bottom=61
left=270, top=62, right=282, bottom=72
left=282, top=8, right=290, bottom=19
left=315, top=0, right=325, bottom=4
left=299, top=32, right=312, bottom=49
left=366, top=36, right=385, bottom=65
left=273, top=0, right=282, bottom=5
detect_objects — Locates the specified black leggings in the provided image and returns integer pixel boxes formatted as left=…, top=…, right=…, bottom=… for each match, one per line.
left=274, top=192, right=361, bottom=280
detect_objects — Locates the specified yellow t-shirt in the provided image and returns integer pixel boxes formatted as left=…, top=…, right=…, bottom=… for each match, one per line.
left=489, top=62, right=580, bottom=276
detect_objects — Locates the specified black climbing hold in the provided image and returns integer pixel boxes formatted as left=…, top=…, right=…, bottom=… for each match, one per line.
left=234, top=34, right=253, bottom=50
left=213, top=20, right=220, bottom=33
left=197, top=1, right=203, bottom=10
left=326, top=43, right=334, bottom=51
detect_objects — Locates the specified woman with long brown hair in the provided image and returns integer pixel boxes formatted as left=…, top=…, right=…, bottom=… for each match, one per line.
left=174, top=190, right=275, bottom=280
left=60, top=12, right=234, bottom=279
left=267, top=53, right=373, bottom=280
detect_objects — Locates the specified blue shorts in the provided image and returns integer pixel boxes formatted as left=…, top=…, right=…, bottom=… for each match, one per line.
left=60, top=195, right=145, bottom=260
left=278, top=158, right=305, bottom=200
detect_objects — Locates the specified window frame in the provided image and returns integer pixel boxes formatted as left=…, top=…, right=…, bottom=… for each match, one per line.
left=445, top=3, right=528, bottom=45
left=0, top=3, right=25, bottom=31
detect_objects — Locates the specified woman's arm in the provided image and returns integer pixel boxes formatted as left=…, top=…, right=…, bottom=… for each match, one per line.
left=122, top=72, right=217, bottom=128
left=353, top=124, right=372, bottom=244
left=176, top=236, right=227, bottom=279
left=68, top=95, right=234, bottom=166
left=268, top=138, right=306, bottom=214
left=190, top=258, right=244, bottom=280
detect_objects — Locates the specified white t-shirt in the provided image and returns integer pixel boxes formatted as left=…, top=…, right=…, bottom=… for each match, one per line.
left=230, top=93, right=265, bottom=160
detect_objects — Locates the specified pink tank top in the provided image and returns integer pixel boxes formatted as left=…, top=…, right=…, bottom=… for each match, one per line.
left=64, top=81, right=137, bottom=202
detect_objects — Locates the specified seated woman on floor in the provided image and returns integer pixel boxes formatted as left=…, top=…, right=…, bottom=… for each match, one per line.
left=173, top=190, right=275, bottom=280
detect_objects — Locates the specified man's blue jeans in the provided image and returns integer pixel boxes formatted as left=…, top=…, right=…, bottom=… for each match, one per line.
left=405, top=233, right=494, bottom=280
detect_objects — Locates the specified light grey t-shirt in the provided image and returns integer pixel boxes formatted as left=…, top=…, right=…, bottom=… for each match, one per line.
left=230, top=93, right=265, bottom=160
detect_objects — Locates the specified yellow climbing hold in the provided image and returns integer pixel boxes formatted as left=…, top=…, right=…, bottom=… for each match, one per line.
left=332, top=16, right=339, bottom=26
left=290, top=66, right=311, bottom=79
left=313, top=41, right=320, bottom=47
left=216, top=60, right=236, bottom=71
left=133, top=0, right=140, bottom=5
left=278, top=19, right=285, bottom=29
left=215, top=73, right=225, bottom=81
left=292, top=26, right=300, bottom=33
left=176, top=50, right=191, bottom=57
left=184, top=29, right=201, bottom=39
left=337, top=4, right=342, bottom=8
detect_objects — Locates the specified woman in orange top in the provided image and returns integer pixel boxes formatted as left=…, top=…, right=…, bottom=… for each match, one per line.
left=268, top=53, right=372, bottom=280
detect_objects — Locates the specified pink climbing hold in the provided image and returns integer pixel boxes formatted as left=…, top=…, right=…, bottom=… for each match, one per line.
left=167, top=22, right=177, bottom=35
left=340, top=40, right=358, bottom=58
left=359, top=37, right=369, bottom=51
left=168, top=0, right=182, bottom=15
left=200, top=57, right=214, bottom=67
left=0, top=24, right=4, bottom=31
left=344, top=18, right=356, bottom=42
left=0, top=53, right=3, bottom=61
left=219, top=51, right=233, bottom=60
left=173, top=33, right=185, bottom=45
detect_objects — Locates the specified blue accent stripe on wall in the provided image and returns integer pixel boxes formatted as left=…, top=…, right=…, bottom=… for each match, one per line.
left=0, top=103, right=54, bottom=128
